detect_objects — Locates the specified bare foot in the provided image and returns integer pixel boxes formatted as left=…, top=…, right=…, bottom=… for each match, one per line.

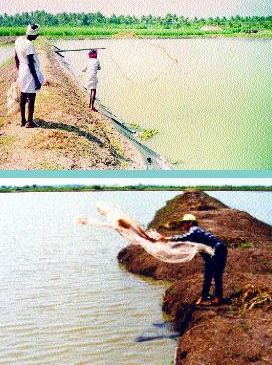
left=211, top=297, right=222, bottom=306
left=89, top=107, right=98, bottom=112
left=195, top=297, right=211, bottom=306
left=25, top=121, right=39, bottom=128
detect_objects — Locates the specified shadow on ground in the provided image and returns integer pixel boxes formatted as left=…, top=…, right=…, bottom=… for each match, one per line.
left=36, top=119, right=104, bottom=147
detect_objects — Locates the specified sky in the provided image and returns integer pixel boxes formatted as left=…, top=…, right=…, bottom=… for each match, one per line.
left=0, top=0, right=271, bottom=17
left=0, top=178, right=271, bottom=187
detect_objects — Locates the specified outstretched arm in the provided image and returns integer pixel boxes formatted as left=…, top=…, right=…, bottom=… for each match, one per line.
left=171, top=230, right=196, bottom=242
left=159, top=228, right=198, bottom=244
left=27, top=54, right=41, bottom=90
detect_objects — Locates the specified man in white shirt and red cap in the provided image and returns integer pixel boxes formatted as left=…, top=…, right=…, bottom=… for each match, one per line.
left=82, top=49, right=101, bottom=112
left=15, top=24, right=44, bottom=128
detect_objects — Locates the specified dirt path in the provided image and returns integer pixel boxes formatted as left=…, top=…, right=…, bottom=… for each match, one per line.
left=0, top=39, right=144, bottom=170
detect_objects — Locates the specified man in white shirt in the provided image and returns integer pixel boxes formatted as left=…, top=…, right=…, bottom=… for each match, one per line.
left=15, top=24, right=44, bottom=128
left=82, top=49, right=101, bottom=112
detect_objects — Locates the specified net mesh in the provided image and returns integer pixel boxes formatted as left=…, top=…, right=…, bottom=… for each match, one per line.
left=107, top=32, right=179, bottom=86
left=77, top=203, right=214, bottom=264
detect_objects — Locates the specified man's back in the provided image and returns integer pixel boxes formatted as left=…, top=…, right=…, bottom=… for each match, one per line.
left=87, top=58, right=101, bottom=80
left=173, top=226, right=222, bottom=248
left=15, top=36, right=41, bottom=73
left=15, top=37, right=33, bottom=67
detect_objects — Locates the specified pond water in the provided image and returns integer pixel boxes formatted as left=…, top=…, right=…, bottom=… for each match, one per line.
left=0, top=190, right=271, bottom=365
left=56, top=38, right=272, bottom=169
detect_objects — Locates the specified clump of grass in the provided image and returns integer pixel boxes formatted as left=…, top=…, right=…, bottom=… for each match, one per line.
left=110, top=139, right=125, bottom=159
left=139, top=128, right=158, bottom=140
left=36, top=161, right=65, bottom=170
left=0, top=117, right=6, bottom=128
left=171, top=159, right=184, bottom=165
left=119, top=161, right=129, bottom=169
left=37, top=90, right=55, bottom=104
left=0, top=135, right=16, bottom=164
left=168, top=286, right=177, bottom=295
left=231, top=284, right=272, bottom=312
left=238, top=241, right=255, bottom=250
left=127, top=122, right=140, bottom=129
left=0, top=135, right=16, bottom=146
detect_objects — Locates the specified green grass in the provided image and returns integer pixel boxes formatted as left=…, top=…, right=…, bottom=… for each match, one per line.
left=139, top=128, right=159, bottom=141
left=36, top=161, right=65, bottom=170
left=0, top=26, right=271, bottom=38
left=238, top=242, right=255, bottom=250
left=0, top=135, right=16, bottom=146
left=0, top=117, right=6, bottom=128
left=0, top=184, right=271, bottom=193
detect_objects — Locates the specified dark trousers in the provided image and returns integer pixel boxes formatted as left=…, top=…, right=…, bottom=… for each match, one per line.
left=201, top=244, right=227, bottom=299
left=20, top=92, right=36, bottom=123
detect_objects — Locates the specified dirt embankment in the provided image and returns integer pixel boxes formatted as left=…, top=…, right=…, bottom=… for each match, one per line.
left=0, top=39, right=144, bottom=169
left=118, top=190, right=272, bottom=365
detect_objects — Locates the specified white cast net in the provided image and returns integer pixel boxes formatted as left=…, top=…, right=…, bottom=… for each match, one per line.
left=76, top=203, right=214, bottom=264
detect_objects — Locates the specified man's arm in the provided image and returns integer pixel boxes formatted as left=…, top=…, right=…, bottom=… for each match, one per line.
left=27, top=54, right=41, bottom=90
left=154, top=227, right=199, bottom=243
left=170, top=230, right=197, bottom=242
left=15, top=52, right=19, bottom=70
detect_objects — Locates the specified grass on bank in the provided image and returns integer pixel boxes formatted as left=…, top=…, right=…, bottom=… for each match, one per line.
left=0, top=185, right=271, bottom=193
left=0, top=26, right=271, bottom=38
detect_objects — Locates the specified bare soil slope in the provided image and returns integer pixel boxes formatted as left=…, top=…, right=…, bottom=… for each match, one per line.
left=0, top=40, right=143, bottom=169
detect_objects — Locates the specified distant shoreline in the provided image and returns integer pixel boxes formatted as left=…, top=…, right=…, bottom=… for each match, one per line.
left=0, top=32, right=271, bottom=42
left=0, top=186, right=271, bottom=193
left=0, top=26, right=271, bottom=41
left=0, top=12, right=271, bottom=40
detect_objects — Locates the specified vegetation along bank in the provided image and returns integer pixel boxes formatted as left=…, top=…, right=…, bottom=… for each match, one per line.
left=0, top=12, right=271, bottom=38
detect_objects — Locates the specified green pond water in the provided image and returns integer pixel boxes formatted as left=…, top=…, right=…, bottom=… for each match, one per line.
left=57, top=38, right=272, bottom=169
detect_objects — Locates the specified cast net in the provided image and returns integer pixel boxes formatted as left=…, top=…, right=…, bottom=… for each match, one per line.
left=77, top=203, right=214, bottom=264
left=107, top=32, right=179, bottom=86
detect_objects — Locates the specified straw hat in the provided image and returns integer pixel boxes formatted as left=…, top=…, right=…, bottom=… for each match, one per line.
left=26, top=24, right=40, bottom=36
left=181, top=213, right=196, bottom=222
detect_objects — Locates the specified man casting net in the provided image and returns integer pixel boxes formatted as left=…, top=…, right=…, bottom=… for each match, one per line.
left=76, top=203, right=214, bottom=264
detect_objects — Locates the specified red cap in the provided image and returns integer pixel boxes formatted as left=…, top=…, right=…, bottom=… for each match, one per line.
left=88, top=49, right=97, bottom=58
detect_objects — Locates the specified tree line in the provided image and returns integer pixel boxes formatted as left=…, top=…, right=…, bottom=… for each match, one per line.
left=0, top=11, right=271, bottom=29
left=0, top=184, right=271, bottom=193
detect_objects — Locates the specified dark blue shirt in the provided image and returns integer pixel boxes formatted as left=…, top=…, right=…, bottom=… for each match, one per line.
left=172, top=226, right=223, bottom=249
